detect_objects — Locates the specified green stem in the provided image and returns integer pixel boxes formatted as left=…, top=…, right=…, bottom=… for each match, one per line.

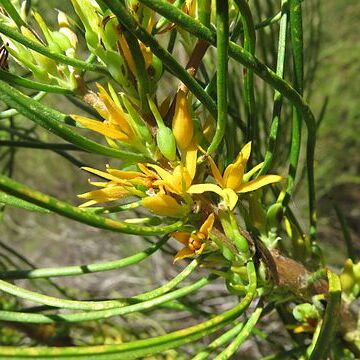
left=0, top=237, right=169, bottom=280
left=284, top=0, right=304, bottom=219
left=208, top=0, right=229, bottom=154
left=192, top=321, right=245, bottom=360
left=0, top=174, right=184, bottom=236
left=0, top=91, right=45, bottom=119
left=214, top=307, right=263, bottom=359
left=234, top=0, right=257, bottom=148
left=258, top=0, right=288, bottom=176
left=0, top=69, right=74, bottom=94
left=333, top=202, right=355, bottom=261
left=0, top=0, right=26, bottom=28
left=0, top=258, right=199, bottom=311
left=308, top=270, right=341, bottom=360
left=0, top=276, right=212, bottom=321
left=124, top=31, right=151, bottom=115
left=0, top=262, right=256, bottom=358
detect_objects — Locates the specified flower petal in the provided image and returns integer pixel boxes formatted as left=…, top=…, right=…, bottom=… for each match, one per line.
left=174, top=247, right=195, bottom=262
left=106, top=168, right=145, bottom=180
left=172, top=232, right=190, bottom=245
left=184, top=140, right=198, bottom=181
left=207, top=155, right=225, bottom=188
left=187, top=183, right=224, bottom=198
left=96, top=84, right=133, bottom=136
left=78, top=186, right=130, bottom=207
left=199, top=213, right=215, bottom=238
left=223, top=142, right=252, bottom=189
left=72, top=115, right=129, bottom=141
left=223, top=162, right=245, bottom=190
left=235, top=175, right=282, bottom=193
left=82, top=167, right=125, bottom=183
left=235, top=141, right=252, bottom=164
left=222, top=188, right=239, bottom=210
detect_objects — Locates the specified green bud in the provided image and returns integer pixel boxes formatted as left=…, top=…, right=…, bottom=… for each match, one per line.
left=51, top=31, right=72, bottom=52
left=156, top=126, right=177, bottom=162
left=266, top=202, right=284, bottom=231
left=293, top=303, right=320, bottom=323
left=341, top=259, right=357, bottom=297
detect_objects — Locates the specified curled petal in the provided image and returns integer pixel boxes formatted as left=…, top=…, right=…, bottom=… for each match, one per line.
left=234, top=141, right=252, bottom=164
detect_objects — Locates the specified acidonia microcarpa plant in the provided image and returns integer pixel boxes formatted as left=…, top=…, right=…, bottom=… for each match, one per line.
left=0, top=0, right=358, bottom=359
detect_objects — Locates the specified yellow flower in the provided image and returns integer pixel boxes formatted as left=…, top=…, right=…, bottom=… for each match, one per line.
left=188, top=142, right=282, bottom=210
left=71, top=84, right=136, bottom=143
left=77, top=164, right=159, bottom=207
left=172, top=213, right=215, bottom=261
left=145, top=140, right=197, bottom=196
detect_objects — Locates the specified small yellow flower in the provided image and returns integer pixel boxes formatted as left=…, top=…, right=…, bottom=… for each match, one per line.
left=145, top=140, right=198, bottom=196
left=188, top=142, right=282, bottom=210
left=78, top=185, right=131, bottom=208
left=71, top=84, right=136, bottom=143
left=77, top=164, right=159, bottom=207
left=172, top=213, right=215, bottom=261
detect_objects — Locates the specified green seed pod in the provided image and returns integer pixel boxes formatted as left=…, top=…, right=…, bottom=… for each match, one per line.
left=156, top=126, right=177, bottom=162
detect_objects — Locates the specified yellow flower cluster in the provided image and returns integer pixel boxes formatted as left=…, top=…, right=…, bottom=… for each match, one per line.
left=73, top=84, right=282, bottom=262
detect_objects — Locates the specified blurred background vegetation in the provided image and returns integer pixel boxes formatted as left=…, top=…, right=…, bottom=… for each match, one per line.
left=0, top=0, right=359, bottom=357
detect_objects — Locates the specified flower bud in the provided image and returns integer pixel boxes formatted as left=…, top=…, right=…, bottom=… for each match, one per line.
left=58, top=11, right=78, bottom=50
left=156, top=126, right=177, bottom=161
left=340, top=259, right=356, bottom=296
left=142, top=194, right=188, bottom=218
left=172, top=88, right=193, bottom=151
